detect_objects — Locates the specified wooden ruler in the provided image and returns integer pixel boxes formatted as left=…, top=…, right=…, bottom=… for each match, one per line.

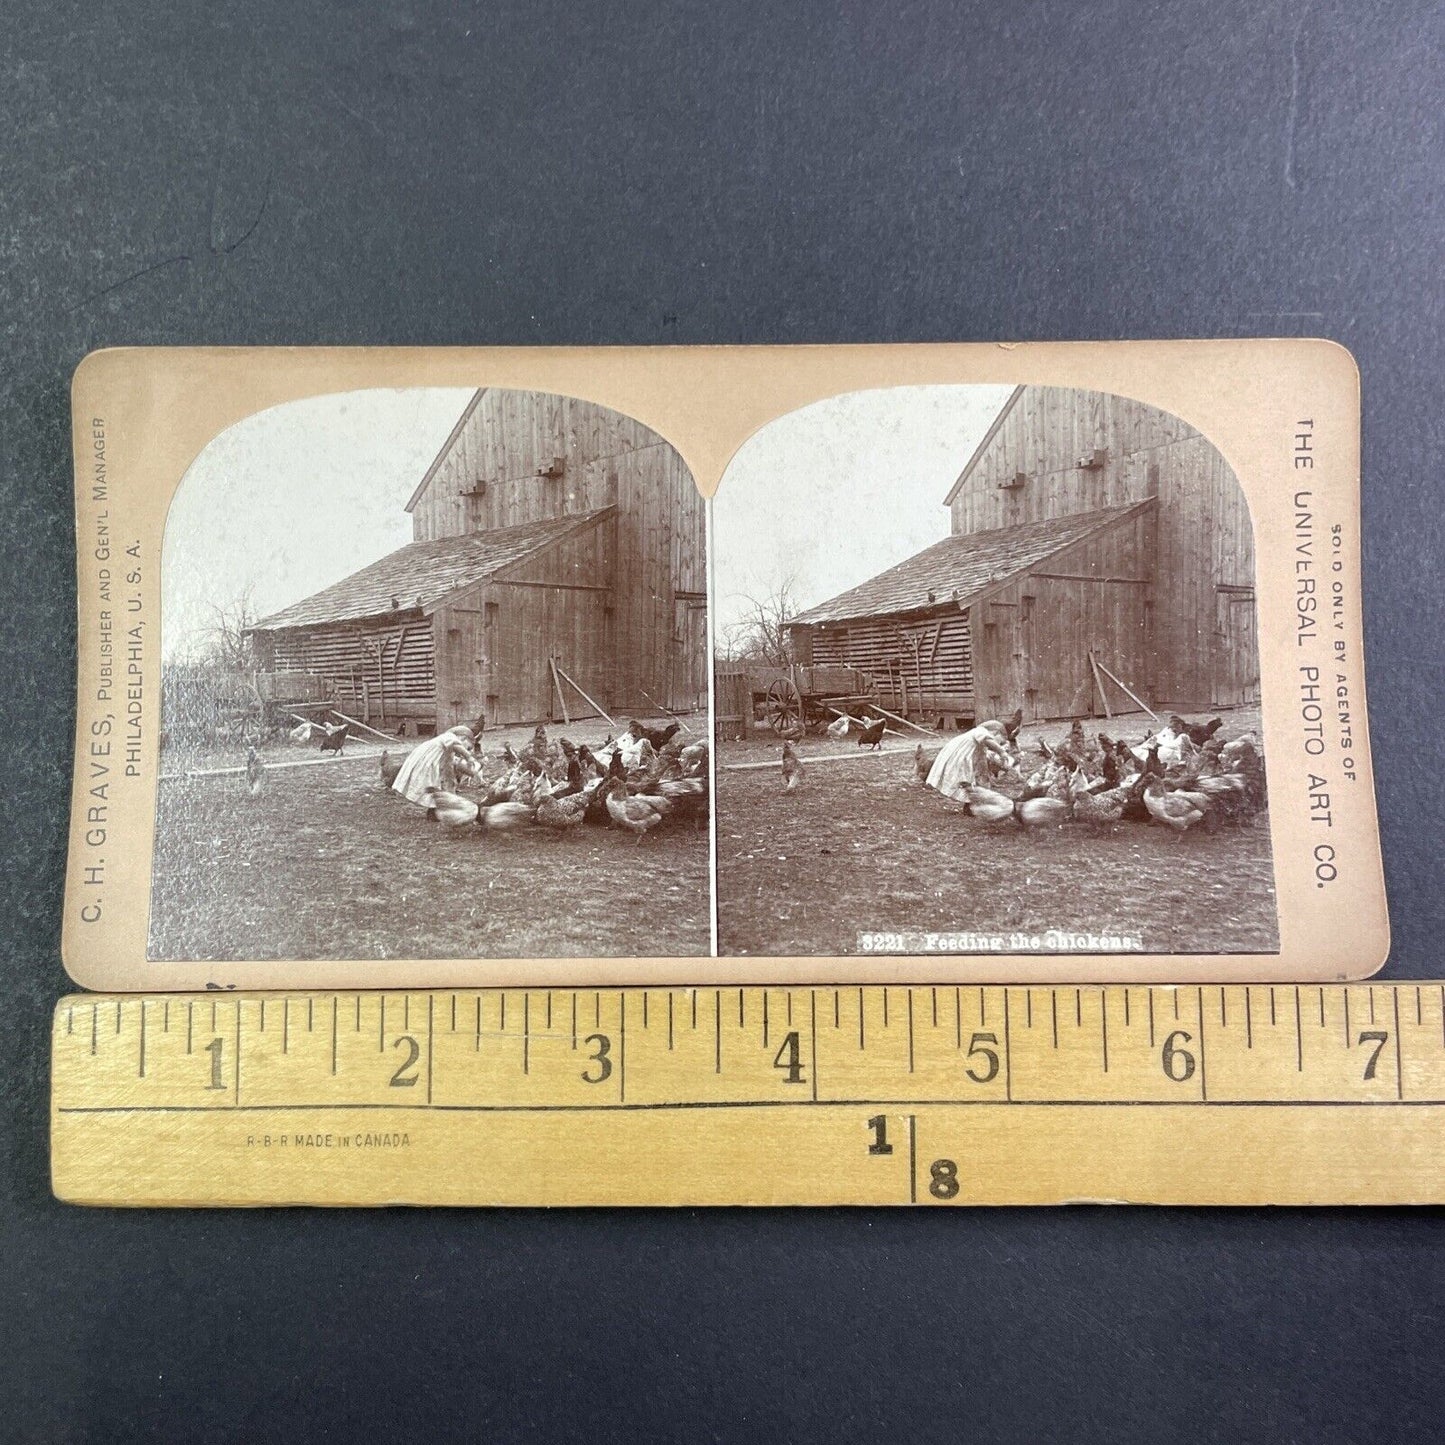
left=51, top=984, right=1445, bottom=1207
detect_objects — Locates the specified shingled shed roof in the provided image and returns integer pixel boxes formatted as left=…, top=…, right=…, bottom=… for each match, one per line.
left=789, top=500, right=1154, bottom=627
left=250, top=507, right=615, bottom=632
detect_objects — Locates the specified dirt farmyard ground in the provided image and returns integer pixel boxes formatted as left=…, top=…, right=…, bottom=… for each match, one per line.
left=715, top=709, right=1278, bottom=958
left=150, top=717, right=710, bottom=961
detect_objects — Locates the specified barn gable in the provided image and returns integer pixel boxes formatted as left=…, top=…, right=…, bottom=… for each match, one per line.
left=400, top=388, right=705, bottom=713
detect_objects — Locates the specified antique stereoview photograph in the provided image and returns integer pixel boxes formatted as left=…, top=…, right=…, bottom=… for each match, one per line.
left=713, top=384, right=1279, bottom=957
left=152, top=387, right=711, bottom=960
left=65, top=342, right=1385, bottom=987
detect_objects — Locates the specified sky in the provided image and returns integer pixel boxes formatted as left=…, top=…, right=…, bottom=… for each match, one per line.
left=711, top=384, right=1016, bottom=642
left=161, top=388, right=476, bottom=660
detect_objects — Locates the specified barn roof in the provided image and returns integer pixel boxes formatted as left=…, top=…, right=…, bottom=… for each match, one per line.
left=789, top=499, right=1153, bottom=627
left=249, top=507, right=615, bottom=632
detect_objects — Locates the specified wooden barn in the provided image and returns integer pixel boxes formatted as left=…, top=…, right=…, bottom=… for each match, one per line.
left=788, top=386, right=1259, bottom=727
left=249, top=389, right=706, bottom=734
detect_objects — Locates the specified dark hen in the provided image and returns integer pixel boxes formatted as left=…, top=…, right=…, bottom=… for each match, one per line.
left=856, top=716, right=887, bottom=751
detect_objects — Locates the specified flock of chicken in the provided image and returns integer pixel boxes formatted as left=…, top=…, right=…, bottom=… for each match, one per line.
left=953, top=714, right=1264, bottom=835
left=782, top=710, right=1267, bottom=837
left=389, top=721, right=711, bottom=843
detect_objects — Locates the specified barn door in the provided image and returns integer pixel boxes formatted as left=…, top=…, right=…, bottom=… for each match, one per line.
left=1214, top=589, right=1260, bottom=707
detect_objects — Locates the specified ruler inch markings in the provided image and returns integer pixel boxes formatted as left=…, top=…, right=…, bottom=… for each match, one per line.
left=51, top=985, right=1445, bottom=1208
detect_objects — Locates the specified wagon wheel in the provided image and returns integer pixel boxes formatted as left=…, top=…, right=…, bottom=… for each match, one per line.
left=765, top=677, right=803, bottom=735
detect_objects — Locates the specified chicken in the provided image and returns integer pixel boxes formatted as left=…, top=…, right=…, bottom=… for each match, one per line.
left=519, top=724, right=548, bottom=769
left=1015, top=796, right=1070, bottom=828
left=317, top=721, right=349, bottom=755
left=379, top=749, right=402, bottom=789
left=781, top=740, right=802, bottom=793
left=478, top=799, right=536, bottom=832
left=554, top=757, right=586, bottom=799
left=1098, top=742, right=1122, bottom=789
left=856, top=716, right=887, bottom=751
left=477, top=772, right=520, bottom=807
left=827, top=714, right=851, bottom=740
left=630, top=719, right=682, bottom=752
left=422, top=786, right=480, bottom=827
left=602, top=778, right=670, bottom=842
left=656, top=775, right=709, bottom=829
left=914, top=743, right=934, bottom=782
left=1003, top=707, right=1024, bottom=744
left=245, top=746, right=264, bottom=799
left=534, top=773, right=589, bottom=831
left=501, top=742, right=520, bottom=767
left=1181, top=716, right=1224, bottom=747
left=1070, top=777, right=1129, bottom=828
left=289, top=720, right=313, bottom=744
left=962, top=785, right=1017, bottom=824
left=1143, top=780, right=1210, bottom=834
left=678, top=739, right=710, bottom=775
left=1191, top=770, right=1247, bottom=799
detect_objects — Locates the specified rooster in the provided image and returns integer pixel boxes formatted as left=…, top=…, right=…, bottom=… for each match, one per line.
left=1181, top=716, right=1225, bottom=747
left=1002, top=707, right=1024, bottom=745
left=781, top=740, right=802, bottom=793
left=631, top=719, right=682, bottom=752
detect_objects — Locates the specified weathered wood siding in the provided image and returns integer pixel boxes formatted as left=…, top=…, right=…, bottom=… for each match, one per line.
left=970, top=506, right=1155, bottom=721
left=259, top=617, right=436, bottom=725
left=431, top=515, right=616, bottom=728
left=410, top=390, right=705, bottom=712
left=807, top=612, right=974, bottom=718
left=949, top=387, right=1257, bottom=708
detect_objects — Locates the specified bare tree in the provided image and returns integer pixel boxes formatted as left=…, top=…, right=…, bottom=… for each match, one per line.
left=201, top=587, right=260, bottom=672
left=719, top=573, right=799, bottom=667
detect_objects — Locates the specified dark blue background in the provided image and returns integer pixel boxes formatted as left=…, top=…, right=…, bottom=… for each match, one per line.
left=3, top=2, right=1442, bottom=1439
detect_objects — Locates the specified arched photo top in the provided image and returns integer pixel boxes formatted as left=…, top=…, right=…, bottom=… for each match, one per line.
left=150, top=384, right=711, bottom=964
left=162, top=385, right=706, bottom=729
left=713, top=382, right=1259, bottom=718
